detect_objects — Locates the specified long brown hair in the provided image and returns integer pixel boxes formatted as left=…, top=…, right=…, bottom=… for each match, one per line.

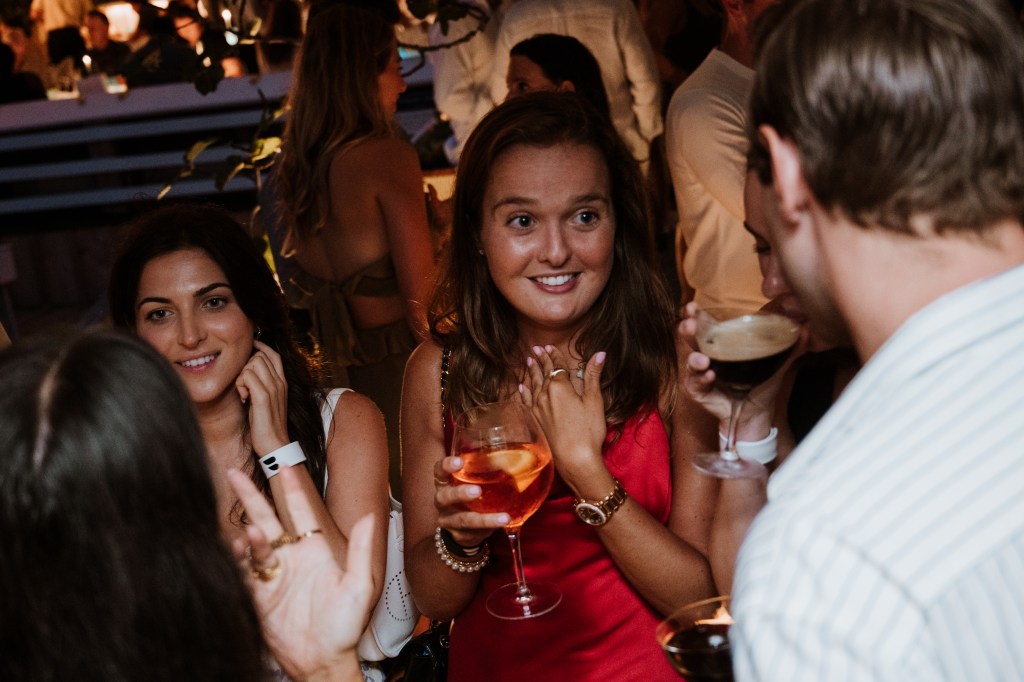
left=275, top=3, right=398, bottom=248
left=430, top=92, right=677, bottom=424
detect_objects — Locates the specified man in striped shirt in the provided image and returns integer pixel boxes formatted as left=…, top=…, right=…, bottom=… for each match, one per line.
left=731, top=0, right=1024, bottom=678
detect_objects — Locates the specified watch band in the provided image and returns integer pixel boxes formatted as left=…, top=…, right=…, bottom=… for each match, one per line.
left=259, top=441, right=307, bottom=479
left=573, top=478, right=628, bottom=526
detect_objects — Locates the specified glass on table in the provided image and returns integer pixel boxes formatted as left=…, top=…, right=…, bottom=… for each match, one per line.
left=450, top=400, right=561, bottom=620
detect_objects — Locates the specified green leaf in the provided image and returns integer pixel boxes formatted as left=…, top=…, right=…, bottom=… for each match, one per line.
left=184, top=137, right=220, bottom=167
left=251, top=136, right=282, bottom=161
left=215, top=157, right=250, bottom=190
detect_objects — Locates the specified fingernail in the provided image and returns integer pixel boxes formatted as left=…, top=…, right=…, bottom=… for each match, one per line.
left=596, top=351, right=606, bottom=364
left=496, top=514, right=511, bottom=525
left=468, top=486, right=481, bottom=498
left=451, top=456, right=462, bottom=468
left=518, top=383, right=525, bottom=394
left=544, top=345, right=554, bottom=353
left=527, top=356, right=534, bottom=367
left=532, top=346, right=542, bottom=356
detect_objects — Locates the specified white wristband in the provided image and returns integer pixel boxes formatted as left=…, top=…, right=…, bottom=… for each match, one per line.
left=259, top=441, right=306, bottom=478
left=719, top=427, right=778, bottom=464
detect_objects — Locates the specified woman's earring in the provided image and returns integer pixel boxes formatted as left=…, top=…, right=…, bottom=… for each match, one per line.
left=254, top=326, right=262, bottom=342
left=478, top=248, right=485, bottom=256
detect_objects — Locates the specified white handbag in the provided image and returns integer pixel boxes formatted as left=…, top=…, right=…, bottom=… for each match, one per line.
left=320, top=389, right=419, bottom=661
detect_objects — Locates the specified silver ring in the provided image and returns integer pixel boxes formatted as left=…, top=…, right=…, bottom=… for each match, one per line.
left=547, top=368, right=569, bottom=379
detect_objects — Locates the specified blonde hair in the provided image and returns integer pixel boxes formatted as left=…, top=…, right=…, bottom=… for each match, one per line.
left=276, top=3, right=397, bottom=248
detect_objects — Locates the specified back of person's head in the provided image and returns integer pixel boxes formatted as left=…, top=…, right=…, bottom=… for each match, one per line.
left=509, top=33, right=611, bottom=122
left=0, top=330, right=266, bottom=681
left=749, top=0, right=1024, bottom=236
left=277, top=1, right=397, bottom=240
left=433, top=91, right=675, bottom=423
left=87, top=8, right=110, bottom=26
left=108, top=203, right=327, bottom=494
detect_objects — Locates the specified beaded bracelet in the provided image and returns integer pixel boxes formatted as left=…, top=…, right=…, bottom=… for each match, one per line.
left=434, top=527, right=490, bottom=573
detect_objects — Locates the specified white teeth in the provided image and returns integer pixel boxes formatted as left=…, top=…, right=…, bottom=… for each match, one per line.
left=535, top=274, right=574, bottom=286
left=181, top=354, right=216, bottom=368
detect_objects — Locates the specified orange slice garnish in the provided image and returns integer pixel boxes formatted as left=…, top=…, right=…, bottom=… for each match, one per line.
left=487, top=448, right=541, bottom=492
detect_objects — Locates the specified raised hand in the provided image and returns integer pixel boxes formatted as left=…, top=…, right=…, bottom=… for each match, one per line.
left=230, top=466, right=373, bottom=682
left=235, top=339, right=290, bottom=456
left=520, top=345, right=607, bottom=485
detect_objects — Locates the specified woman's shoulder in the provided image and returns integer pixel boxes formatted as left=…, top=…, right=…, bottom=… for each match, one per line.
left=406, top=339, right=445, bottom=382
left=338, top=134, right=417, bottom=163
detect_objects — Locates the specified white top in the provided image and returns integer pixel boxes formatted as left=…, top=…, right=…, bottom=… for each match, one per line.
left=732, top=264, right=1024, bottom=681
left=489, top=0, right=663, bottom=165
left=30, top=0, right=91, bottom=33
left=427, top=0, right=502, bottom=164
left=665, top=49, right=767, bottom=310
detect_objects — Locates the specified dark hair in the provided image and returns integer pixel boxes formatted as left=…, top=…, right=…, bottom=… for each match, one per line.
left=86, top=8, right=110, bottom=25
left=509, top=33, right=612, bottom=122
left=430, top=92, right=676, bottom=424
left=749, top=0, right=1024, bottom=235
left=108, top=203, right=327, bottom=500
left=0, top=330, right=266, bottom=681
left=0, top=43, right=13, bottom=76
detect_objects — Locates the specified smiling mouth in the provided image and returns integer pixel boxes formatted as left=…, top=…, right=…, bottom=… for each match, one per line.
left=532, top=273, right=579, bottom=287
left=179, top=353, right=217, bottom=368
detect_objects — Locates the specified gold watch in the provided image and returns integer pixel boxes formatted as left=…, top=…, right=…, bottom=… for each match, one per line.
left=573, top=478, right=628, bottom=526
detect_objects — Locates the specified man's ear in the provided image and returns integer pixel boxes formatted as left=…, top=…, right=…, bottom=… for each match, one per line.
left=759, top=124, right=810, bottom=226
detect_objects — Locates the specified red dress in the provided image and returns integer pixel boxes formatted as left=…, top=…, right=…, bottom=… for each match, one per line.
left=448, top=408, right=679, bottom=681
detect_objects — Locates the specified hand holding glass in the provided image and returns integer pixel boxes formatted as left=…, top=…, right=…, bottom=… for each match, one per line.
left=692, top=308, right=800, bottom=478
left=450, top=400, right=560, bottom=619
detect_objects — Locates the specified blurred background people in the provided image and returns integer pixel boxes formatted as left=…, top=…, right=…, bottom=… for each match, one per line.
left=255, top=0, right=301, bottom=74
left=504, top=33, right=610, bottom=123
left=275, top=3, right=436, bottom=497
left=665, top=0, right=778, bottom=309
left=427, top=0, right=503, bottom=165
left=490, top=0, right=662, bottom=172
left=0, top=42, right=45, bottom=101
left=166, top=0, right=247, bottom=78
left=28, top=0, right=88, bottom=73
left=84, top=8, right=130, bottom=74
left=0, top=15, right=56, bottom=90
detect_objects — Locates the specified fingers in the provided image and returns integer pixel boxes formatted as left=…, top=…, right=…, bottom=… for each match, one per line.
left=253, top=339, right=286, bottom=378
left=229, top=468, right=285, bottom=541
left=582, top=351, right=607, bottom=403
left=274, top=466, right=321, bottom=535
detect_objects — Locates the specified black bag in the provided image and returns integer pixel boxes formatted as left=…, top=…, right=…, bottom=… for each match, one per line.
left=388, top=620, right=450, bottom=682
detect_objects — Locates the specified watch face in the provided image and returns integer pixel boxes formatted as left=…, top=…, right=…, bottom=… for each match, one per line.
left=575, top=502, right=608, bottom=526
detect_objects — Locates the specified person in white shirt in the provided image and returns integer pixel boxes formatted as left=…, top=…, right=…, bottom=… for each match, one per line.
left=731, top=0, right=1024, bottom=679
left=490, top=0, right=662, bottom=170
left=664, top=0, right=777, bottom=310
left=427, top=0, right=503, bottom=165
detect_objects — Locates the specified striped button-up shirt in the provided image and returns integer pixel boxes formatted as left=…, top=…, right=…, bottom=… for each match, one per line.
left=732, top=264, right=1024, bottom=681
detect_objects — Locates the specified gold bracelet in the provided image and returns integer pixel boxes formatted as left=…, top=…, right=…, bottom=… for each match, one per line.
left=434, top=527, right=490, bottom=573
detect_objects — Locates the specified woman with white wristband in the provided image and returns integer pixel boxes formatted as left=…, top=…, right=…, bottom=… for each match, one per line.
left=676, top=166, right=860, bottom=594
left=108, top=205, right=390, bottom=671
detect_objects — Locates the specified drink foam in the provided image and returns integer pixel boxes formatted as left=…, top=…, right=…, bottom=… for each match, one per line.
left=697, top=314, right=800, bottom=361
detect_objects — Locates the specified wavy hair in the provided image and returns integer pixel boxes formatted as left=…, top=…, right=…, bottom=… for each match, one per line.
left=430, top=92, right=677, bottom=424
left=0, top=330, right=266, bottom=680
left=275, top=3, right=398, bottom=249
left=108, top=203, right=327, bottom=502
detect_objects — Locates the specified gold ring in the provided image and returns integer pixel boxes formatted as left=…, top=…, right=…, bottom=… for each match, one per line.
left=547, top=368, right=568, bottom=379
left=252, top=563, right=282, bottom=582
left=269, top=532, right=297, bottom=550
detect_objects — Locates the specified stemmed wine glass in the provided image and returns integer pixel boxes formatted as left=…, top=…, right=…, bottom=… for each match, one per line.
left=450, top=400, right=561, bottom=620
left=656, top=595, right=734, bottom=680
left=691, top=308, right=800, bottom=479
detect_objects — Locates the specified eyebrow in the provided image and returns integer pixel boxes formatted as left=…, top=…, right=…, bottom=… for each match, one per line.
left=136, top=282, right=232, bottom=310
left=490, top=193, right=610, bottom=214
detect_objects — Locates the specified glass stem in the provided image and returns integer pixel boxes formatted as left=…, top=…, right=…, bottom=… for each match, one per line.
left=723, top=398, right=745, bottom=461
left=505, top=528, right=533, bottom=604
